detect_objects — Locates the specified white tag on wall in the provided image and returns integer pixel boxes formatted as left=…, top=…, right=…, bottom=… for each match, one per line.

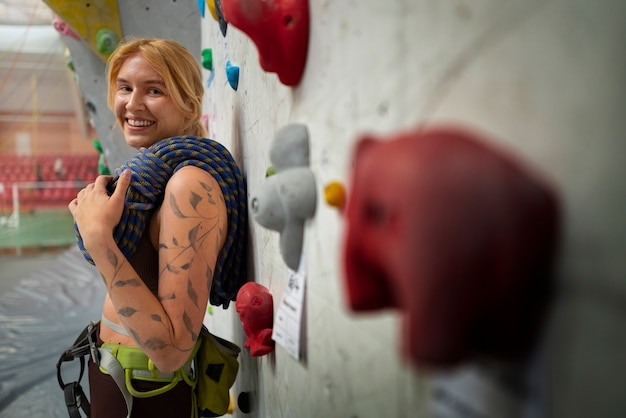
left=272, top=257, right=307, bottom=360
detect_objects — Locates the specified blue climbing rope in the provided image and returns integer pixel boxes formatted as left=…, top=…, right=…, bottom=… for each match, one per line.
left=75, top=136, right=247, bottom=308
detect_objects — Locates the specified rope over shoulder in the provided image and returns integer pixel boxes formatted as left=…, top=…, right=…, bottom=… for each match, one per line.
left=74, top=136, right=248, bottom=308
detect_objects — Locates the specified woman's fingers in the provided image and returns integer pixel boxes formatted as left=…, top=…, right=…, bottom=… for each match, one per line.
left=111, top=170, right=131, bottom=206
left=68, top=198, right=78, bottom=214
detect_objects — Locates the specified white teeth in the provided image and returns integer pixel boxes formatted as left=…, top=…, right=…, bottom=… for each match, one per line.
left=127, top=119, right=154, bottom=127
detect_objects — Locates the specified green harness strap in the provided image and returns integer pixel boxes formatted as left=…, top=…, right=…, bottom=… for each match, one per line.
left=97, top=340, right=201, bottom=418
left=98, top=315, right=200, bottom=417
left=58, top=320, right=238, bottom=418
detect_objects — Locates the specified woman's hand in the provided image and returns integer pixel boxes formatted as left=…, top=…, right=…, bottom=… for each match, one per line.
left=68, top=170, right=132, bottom=252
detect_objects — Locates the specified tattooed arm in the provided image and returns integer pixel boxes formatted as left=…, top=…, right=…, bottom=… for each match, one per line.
left=70, top=166, right=227, bottom=372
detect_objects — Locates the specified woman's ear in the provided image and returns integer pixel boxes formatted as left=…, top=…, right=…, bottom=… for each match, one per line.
left=188, top=96, right=203, bottom=119
left=183, top=100, right=197, bottom=121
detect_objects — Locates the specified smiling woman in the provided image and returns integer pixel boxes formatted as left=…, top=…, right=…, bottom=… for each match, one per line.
left=67, top=38, right=247, bottom=418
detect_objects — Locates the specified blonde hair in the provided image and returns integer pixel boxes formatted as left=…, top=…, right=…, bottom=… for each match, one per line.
left=106, top=38, right=207, bottom=137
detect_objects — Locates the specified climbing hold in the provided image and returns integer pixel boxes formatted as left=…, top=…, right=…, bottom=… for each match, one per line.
left=52, top=15, right=80, bottom=40
left=206, top=70, right=215, bottom=88
left=343, top=125, right=561, bottom=369
left=44, top=0, right=123, bottom=61
left=237, top=392, right=251, bottom=414
left=206, top=0, right=219, bottom=21
left=201, top=113, right=210, bottom=133
left=265, top=166, right=276, bottom=177
left=226, top=61, right=240, bottom=91
left=92, top=140, right=110, bottom=175
left=197, top=0, right=206, bottom=17
left=221, top=0, right=310, bottom=86
left=64, top=49, right=75, bottom=72
left=214, top=0, right=228, bottom=36
left=324, top=181, right=346, bottom=210
left=95, top=28, right=119, bottom=56
left=202, top=48, right=213, bottom=71
left=251, top=124, right=316, bottom=270
left=236, top=282, right=275, bottom=356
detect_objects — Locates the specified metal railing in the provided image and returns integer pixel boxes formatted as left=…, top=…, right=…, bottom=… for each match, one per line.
left=0, top=181, right=91, bottom=228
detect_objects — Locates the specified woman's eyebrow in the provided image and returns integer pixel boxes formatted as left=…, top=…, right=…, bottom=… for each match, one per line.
left=116, top=77, right=166, bottom=86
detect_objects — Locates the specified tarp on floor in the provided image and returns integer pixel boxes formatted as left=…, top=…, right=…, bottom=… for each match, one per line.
left=0, top=247, right=104, bottom=417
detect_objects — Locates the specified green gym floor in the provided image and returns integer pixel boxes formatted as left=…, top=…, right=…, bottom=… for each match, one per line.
left=0, top=209, right=76, bottom=255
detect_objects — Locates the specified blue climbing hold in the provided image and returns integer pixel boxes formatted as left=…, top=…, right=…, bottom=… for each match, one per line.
left=226, top=60, right=240, bottom=91
left=197, top=0, right=206, bottom=17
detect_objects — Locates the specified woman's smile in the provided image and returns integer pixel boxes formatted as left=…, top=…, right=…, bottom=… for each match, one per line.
left=126, top=118, right=155, bottom=128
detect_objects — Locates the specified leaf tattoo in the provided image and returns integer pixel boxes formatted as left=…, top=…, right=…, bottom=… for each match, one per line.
left=188, top=280, right=198, bottom=308
left=189, top=224, right=200, bottom=250
left=166, top=263, right=181, bottom=274
left=106, top=248, right=118, bottom=267
left=169, top=193, right=186, bottom=218
left=143, top=337, right=167, bottom=350
left=200, top=181, right=216, bottom=204
left=118, top=307, right=138, bottom=317
left=182, top=311, right=193, bottom=332
left=190, top=191, right=202, bottom=211
left=114, top=278, right=141, bottom=288
left=199, top=181, right=212, bottom=193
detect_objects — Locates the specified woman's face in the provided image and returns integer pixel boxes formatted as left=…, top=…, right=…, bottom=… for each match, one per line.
left=113, top=53, right=190, bottom=149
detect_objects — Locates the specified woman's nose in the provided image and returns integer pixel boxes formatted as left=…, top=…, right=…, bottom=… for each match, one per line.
left=126, top=92, right=145, bottom=111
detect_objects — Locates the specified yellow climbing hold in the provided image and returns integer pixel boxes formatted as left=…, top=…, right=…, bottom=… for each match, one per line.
left=43, top=0, right=123, bottom=61
left=206, top=0, right=218, bottom=21
left=324, top=181, right=346, bottom=209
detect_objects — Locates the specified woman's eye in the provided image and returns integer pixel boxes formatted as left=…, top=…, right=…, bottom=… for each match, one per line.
left=119, top=86, right=132, bottom=93
left=149, top=88, right=164, bottom=95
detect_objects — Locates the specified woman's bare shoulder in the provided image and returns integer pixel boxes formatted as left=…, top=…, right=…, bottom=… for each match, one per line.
left=161, top=165, right=226, bottom=226
left=166, top=165, right=223, bottom=196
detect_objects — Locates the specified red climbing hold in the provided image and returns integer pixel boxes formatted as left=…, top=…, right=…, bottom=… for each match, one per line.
left=221, top=0, right=309, bottom=86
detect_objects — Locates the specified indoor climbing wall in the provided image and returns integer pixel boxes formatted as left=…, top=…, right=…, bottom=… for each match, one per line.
left=199, top=0, right=626, bottom=417
left=44, top=0, right=201, bottom=170
left=48, top=0, right=626, bottom=417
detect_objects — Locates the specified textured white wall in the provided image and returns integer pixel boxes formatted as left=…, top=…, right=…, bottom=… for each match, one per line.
left=201, top=0, right=626, bottom=417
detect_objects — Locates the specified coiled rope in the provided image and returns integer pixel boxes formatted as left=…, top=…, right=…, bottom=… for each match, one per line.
left=75, top=136, right=247, bottom=308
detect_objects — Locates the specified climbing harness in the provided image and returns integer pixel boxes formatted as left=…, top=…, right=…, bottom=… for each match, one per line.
left=103, top=314, right=240, bottom=417
left=96, top=342, right=200, bottom=418
left=57, top=321, right=239, bottom=418
left=74, top=135, right=248, bottom=308
left=56, top=322, right=98, bottom=418
left=57, top=320, right=196, bottom=418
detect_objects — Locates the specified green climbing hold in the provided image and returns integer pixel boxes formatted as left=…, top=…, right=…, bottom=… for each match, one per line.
left=96, top=29, right=119, bottom=55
